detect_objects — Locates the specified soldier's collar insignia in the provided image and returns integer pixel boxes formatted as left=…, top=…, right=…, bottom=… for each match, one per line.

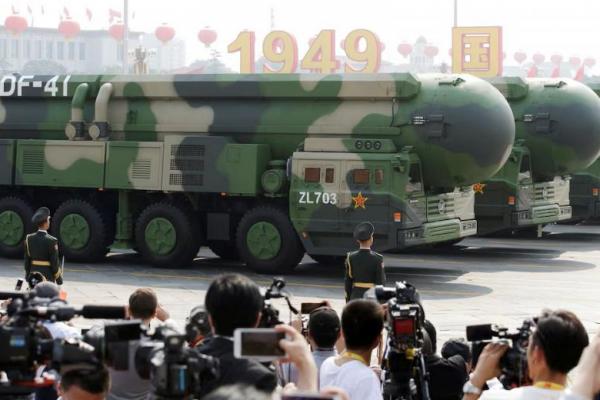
left=352, top=192, right=368, bottom=209
left=473, top=183, right=486, bottom=194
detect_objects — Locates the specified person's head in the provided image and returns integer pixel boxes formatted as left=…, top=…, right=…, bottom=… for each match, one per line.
left=527, top=309, right=589, bottom=380
left=341, top=300, right=384, bottom=352
left=58, top=367, right=110, bottom=400
left=205, top=274, right=264, bottom=336
left=203, top=384, right=271, bottom=400
left=32, top=207, right=51, bottom=230
left=34, top=281, right=60, bottom=298
left=442, top=338, right=473, bottom=370
left=128, top=288, right=158, bottom=323
left=307, top=307, right=341, bottom=349
left=423, top=319, right=437, bottom=354
left=354, top=221, right=374, bottom=247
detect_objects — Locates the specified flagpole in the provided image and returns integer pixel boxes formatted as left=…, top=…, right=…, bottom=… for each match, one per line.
left=123, top=0, right=129, bottom=73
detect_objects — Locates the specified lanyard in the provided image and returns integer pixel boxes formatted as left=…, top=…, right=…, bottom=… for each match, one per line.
left=341, top=351, right=368, bottom=366
left=533, top=381, right=565, bottom=391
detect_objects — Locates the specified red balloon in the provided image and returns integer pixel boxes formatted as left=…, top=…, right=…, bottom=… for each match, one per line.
left=198, top=27, right=217, bottom=47
left=569, top=57, right=581, bottom=67
left=58, top=19, right=80, bottom=40
left=109, top=23, right=124, bottom=41
left=397, top=43, right=412, bottom=57
left=155, top=24, right=175, bottom=44
left=424, top=45, right=439, bottom=58
left=532, top=53, right=545, bottom=65
left=584, top=57, right=596, bottom=68
left=514, top=51, right=526, bottom=64
left=550, top=54, right=562, bottom=65
left=4, top=14, right=28, bottom=35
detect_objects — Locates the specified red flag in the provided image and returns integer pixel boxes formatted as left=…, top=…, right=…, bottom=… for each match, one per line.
left=575, top=65, right=585, bottom=81
left=63, top=7, right=70, bottom=18
left=550, top=66, right=560, bottom=78
left=86, top=8, right=92, bottom=21
left=527, top=65, right=538, bottom=78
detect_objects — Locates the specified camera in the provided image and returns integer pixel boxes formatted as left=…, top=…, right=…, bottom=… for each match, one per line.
left=467, top=320, right=533, bottom=387
left=369, top=282, right=430, bottom=400
left=259, top=278, right=299, bottom=328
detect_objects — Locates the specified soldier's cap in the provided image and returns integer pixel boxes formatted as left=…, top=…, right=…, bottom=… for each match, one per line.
left=353, top=221, right=375, bottom=241
left=32, top=207, right=51, bottom=226
left=308, top=307, right=340, bottom=334
left=34, top=281, right=60, bottom=298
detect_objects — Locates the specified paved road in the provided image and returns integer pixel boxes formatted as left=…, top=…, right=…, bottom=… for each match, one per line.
left=1, top=224, right=599, bottom=348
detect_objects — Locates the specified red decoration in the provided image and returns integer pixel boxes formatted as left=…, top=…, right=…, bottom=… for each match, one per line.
left=550, top=66, right=560, bottom=78
left=4, top=14, right=28, bottom=35
left=155, top=24, right=175, bottom=44
left=424, top=45, right=439, bottom=58
left=584, top=58, right=596, bottom=68
left=198, top=27, right=217, bottom=47
left=532, top=53, right=545, bottom=65
left=550, top=54, right=562, bottom=65
left=58, top=19, right=80, bottom=40
left=514, top=52, right=526, bottom=64
left=527, top=65, right=538, bottom=77
left=569, top=57, right=581, bottom=67
left=575, top=65, right=585, bottom=81
left=109, top=23, right=125, bottom=41
left=397, top=43, right=412, bottom=57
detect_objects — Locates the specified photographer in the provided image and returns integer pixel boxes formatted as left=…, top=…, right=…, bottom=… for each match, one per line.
left=464, top=309, right=588, bottom=400
left=57, top=367, right=111, bottom=400
left=196, top=274, right=277, bottom=395
left=320, top=299, right=384, bottom=399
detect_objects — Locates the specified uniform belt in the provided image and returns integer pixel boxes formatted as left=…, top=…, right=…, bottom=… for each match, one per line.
left=353, top=282, right=375, bottom=289
left=32, top=260, right=51, bottom=266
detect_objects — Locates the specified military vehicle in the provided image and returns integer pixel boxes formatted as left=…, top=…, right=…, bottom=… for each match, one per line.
left=475, top=77, right=600, bottom=235
left=568, top=81, right=600, bottom=223
left=0, top=73, right=514, bottom=273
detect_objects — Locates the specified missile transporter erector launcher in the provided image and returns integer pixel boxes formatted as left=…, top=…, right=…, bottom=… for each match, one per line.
left=0, top=73, right=514, bottom=272
left=476, top=77, right=600, bottom=235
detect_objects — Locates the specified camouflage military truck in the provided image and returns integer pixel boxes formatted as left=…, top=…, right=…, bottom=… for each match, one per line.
left=475, top=77, right=600, bottom=235
left=0, top=73, right=515, bottom=273
left=568, top=81, right=600, bottom=223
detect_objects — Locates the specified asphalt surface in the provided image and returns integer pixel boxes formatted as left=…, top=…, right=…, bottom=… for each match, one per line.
left=1, top=223, right=599, bottom=348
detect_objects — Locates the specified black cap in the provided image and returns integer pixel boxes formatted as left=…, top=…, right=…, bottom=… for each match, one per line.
left=32, top=207, right=50, bottom=226
left=308, top=307, right=340, bottom=335
left=353, top=221, right=374, bottom=241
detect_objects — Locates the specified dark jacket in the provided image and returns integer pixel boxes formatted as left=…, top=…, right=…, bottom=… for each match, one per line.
left=196, top=336, right=277, bottom=397
left=24, top=231, right=61, bottom=283
left=344, top=249, right=386, bottom=301
left=425, top=354, right=469, bottom=400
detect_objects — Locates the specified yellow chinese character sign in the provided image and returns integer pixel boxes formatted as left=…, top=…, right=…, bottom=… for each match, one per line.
left=452, top=26, right=503, bottom=77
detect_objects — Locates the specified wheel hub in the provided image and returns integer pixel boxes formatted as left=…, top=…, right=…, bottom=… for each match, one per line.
left=145, top=217, right=177, bottom=256
left=246, top=221, right=282, bottom=260
left=59, top=214, right=91, bottom=250
left=0, top=210, right=24, bottom=246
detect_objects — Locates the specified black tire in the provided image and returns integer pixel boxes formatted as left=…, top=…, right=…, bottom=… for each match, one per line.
left=135, top=202, right=201, bottom=268
left=0, top=196, right=35, bottom=258
left=52, top=199, right=110, bottom=263
left=310, top=255, right=346, bottom=266
left=208, top=240, right=240, bottom=261
left=236, top=206, right=304, bottom=274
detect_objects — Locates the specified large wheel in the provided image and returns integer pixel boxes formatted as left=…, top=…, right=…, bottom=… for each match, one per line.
left=310, top=255, right=346, bottom=266
left=135, top=202, right=201, bottom=268
left=236, top=206, right=304, bottom=274
left=0, top=196, right=35, bottom=258
left=52, top=199, right=111, bottom=263
left=208, top=240, right=240, bottom=261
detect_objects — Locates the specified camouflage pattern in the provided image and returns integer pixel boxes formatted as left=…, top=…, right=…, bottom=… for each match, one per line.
left=0, top=73, right=515, bottom=269
left=477, top=77, right=600, bottom=235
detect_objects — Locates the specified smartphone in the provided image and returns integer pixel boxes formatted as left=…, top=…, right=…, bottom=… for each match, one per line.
left=14, top=279, right=24, bottom=291
left=233, top=328, right=285, bottom=361
left=301, top=302, right=326, bottom=314
left=282, top=394, right=341, bottom=400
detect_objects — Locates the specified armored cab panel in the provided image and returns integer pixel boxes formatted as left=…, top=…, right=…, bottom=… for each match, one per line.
left=0, top=139, right=14, bottom=185
left=15, top=140, right=105, bottom=188
left=105, top=142, right=164, bottom=190
left=162, top=136, right=270, bottom=195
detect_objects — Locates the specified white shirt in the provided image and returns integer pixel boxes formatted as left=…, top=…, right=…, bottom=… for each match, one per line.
left=481, top=386, right=565, bottom=400
left=320, top=357, right=382, bottom=400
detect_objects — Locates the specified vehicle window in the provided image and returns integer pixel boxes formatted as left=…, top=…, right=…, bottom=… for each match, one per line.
left=304, top=167, right=320, bottom=183
left=353, top=169, right=369, bottom=184
left=406, top=163, right=423, bottom=193
left=375, top=169, right=384, bottom=184
left=519, top=155, right=531, bottom=182
left=325, top=168, right=335, bottom=183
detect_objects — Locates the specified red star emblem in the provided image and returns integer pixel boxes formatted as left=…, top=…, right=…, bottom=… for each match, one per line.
left=352, top=192, right=368, bottom=209
left=473, top=183, right=486, bottom=194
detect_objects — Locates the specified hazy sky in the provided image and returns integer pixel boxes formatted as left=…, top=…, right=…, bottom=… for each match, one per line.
left=4, top=0, right=598, bottom=72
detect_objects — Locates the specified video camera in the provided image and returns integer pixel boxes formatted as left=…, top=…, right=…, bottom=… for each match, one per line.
left=467, top=320, right=534, bottom=388
left=259, top=277, right=299, bottom=328
left=369, top=282, right=430, bottom=400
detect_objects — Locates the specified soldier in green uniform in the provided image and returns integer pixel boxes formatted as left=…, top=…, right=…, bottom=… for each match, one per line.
left=24, top=207, right=63, bottom=285
left=344, top=221, right=386, bottom=302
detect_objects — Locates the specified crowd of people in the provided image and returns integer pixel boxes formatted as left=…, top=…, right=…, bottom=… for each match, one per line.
left=6, top=273, right=600, bottom=400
